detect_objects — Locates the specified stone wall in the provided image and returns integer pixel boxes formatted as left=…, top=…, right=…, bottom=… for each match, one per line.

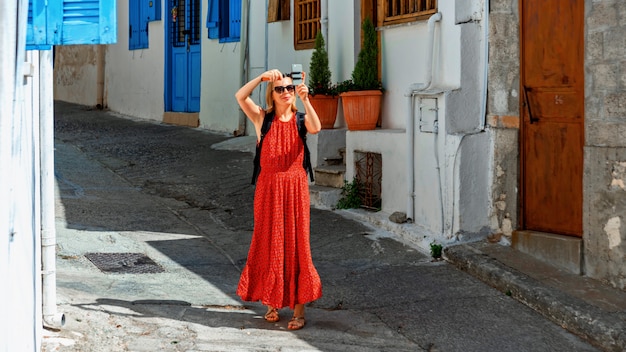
left=486, top=0, right=520, bottom=240
left=584, top=0, right=626, bottom=289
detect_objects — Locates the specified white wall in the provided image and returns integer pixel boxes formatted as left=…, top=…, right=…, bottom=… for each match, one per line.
left=1, top=48, right=43, bottom=352
left=104, top=4, right=165, bottom=121
left=346, top=1, right=491, bottom=241
left=53, top=45, right=102, bottom=106
left=199, top=39, right=241, bottom=133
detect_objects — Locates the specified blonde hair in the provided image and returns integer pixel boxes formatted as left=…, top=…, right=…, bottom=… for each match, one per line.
left=265, top=78, right=298, bottom=114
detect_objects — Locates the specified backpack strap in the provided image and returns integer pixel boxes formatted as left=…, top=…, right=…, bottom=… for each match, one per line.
left=297, top=112, right=315, bottom=182
left=251, top=112, right=274, bottom=185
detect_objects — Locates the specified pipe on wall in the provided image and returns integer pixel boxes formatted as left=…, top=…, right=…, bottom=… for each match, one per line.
left=405, top=13, right=442, bottom=222
left=96, top=45, right=106, bottom=109
left=321, top=0, right=328, bottom=51
left=236, top=0, right=251, bottom=136
left=40, top=49, right=65, bottom=328
left=479, top=0, right=489, bottom=131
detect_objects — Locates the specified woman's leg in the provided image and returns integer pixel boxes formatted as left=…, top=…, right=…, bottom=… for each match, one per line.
left=264, top=305, right=280, bottom=322
left=288, top=304, right=306, bottom=330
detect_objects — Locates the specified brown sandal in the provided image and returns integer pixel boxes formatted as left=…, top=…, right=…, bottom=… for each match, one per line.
left=264, top=307, right=280, bottom=322
left=287, top=316, right=305, bottom=330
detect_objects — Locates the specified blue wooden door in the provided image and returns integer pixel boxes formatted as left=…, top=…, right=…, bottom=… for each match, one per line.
left=168, top=0, right=201, bottom=112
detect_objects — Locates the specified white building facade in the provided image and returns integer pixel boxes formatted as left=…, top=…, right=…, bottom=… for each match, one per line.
left=53, top=0, right=626, bottom=290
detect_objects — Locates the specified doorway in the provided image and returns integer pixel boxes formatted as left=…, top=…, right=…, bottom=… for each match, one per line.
left=166, top=0, right=201, bottom=112
left=520, top=0, right=584, bottom=236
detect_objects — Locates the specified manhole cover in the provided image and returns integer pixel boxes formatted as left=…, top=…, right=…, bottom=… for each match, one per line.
left=85, top=252, right=164, bottom=274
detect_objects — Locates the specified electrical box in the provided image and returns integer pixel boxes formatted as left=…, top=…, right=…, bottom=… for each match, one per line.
left=419, top=97, right=439, bottom=133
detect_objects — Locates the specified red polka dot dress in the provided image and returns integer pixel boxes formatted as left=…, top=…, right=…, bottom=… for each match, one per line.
left=237, top=113, right=322, bottom=309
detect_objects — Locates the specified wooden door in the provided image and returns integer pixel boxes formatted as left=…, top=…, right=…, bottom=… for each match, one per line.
left=520, top=0, right=584, bottom=236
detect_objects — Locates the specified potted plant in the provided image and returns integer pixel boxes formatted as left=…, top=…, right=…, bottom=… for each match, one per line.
left=308, top=31, right=338, bottom=129
left=339, top=17, right=383, bottom=131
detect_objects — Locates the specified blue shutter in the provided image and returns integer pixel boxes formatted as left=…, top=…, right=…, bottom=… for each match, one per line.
left=146, top=0, right=161, bottom=21
left=206, top=0, right=219, bottom=39
left=218, top=0, right=239, bottom=43
left=129, top=0, right=157, bottom=50
left=228, top=0, right=240, bottom=41
left=27, top=0, right=117, bottom=48
left=27, top=0, right=49, bottom=48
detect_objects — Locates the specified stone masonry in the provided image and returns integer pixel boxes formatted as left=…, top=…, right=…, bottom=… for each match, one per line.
left=584, top=0, right=626, bottom=289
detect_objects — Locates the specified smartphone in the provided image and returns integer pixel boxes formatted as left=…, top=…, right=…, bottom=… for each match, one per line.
left=291, top=64, right=303, bottom=85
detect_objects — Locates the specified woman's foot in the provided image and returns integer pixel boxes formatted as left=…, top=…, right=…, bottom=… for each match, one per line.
left=287, top=316, right=306, bottom=330
left=264, top=307, right=280, bottom=322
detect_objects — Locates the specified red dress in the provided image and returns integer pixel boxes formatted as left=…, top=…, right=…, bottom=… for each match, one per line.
left=237, top=113, right=322, bottom=309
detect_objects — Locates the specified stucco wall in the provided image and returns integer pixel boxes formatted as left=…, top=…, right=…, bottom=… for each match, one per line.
left=104, top=11, right=166, bottom=122
left=53, top=45, right=103, bottom=107
left=199, top=38, right=241, bottom=133
left=584, top=0, right=626, bottom=289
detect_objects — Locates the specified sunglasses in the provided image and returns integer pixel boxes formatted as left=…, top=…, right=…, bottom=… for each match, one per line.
left=273, top=85, right=296, bottom=94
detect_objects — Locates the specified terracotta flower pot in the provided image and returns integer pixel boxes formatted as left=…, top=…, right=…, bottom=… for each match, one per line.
left=340, top=90, right=383, bottom=131
left=309, top=94, right=339, bottom=129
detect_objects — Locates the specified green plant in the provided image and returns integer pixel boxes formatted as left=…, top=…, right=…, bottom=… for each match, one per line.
left=336, top=178, right=363, bottom=209
left=349, top=17, right=382, bottom=91
left=308, top=32, right=335, bottom=96
left=430, top=242, right=443, bottom=259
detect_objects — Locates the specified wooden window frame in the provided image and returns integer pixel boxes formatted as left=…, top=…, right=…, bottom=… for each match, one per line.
left=378, top=0, right=437, bottom=27
left=294, top=0, right=321, bottom=50
left=268, top=0, right=290, bottom=23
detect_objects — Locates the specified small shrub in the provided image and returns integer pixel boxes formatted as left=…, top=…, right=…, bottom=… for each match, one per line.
left=308, top=32, right=334, bottom=96
left=430, top=242, right=443, bottom=259
left=350, top=17, right=381, bottom=91
left=336, top=179, right=363, bottom=209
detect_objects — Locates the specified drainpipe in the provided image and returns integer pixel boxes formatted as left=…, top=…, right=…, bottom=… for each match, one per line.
left=321, top=0, right=328, bottom=51
left=405, top=12, right=441, bottom=221
left=479, top=0, right=489, bottom=131
left=40, top=49, right=65, bottom=328
left=96, top=45, right=105, bottom=109
left=236, top=0, right=250, bottom=136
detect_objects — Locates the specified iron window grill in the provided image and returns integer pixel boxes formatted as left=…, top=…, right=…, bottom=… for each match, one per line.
left=355, top=151, right=382, bottom=210
left=171, top=0, right=200, bottom=48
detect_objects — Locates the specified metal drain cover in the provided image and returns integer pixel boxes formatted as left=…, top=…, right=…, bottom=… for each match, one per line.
left=85, top=252, right=164, bottom=274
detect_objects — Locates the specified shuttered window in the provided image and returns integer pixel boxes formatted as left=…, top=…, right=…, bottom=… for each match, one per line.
left=206, top=0, right=240, bottom=43
left=129, top=0, right=161, bottom=50
left=294, top=0, right=320, bottom=50
left=27, top=0, right=117, bottom=49
left=381, top=0, right=437, bottom=26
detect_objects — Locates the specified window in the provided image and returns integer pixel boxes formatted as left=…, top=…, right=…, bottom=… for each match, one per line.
left=267, top=0, right=290, bottom=23
left=129, top=0, right=161, bottom=50
left=381, top=0, right=437, bottom=26
left=294, top=0, right=320, bottom=50
left=27, top=0, right=117, bottom=49
left=206, top=0, right=241, bottom=43
left=171, top=0, right=201, bottom=47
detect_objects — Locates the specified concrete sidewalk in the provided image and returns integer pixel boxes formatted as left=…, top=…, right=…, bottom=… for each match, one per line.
left=41, top=102, right=622, bottom=351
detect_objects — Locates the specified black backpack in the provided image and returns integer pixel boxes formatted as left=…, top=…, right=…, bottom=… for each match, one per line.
left=251, top=111, right=314, bottom=185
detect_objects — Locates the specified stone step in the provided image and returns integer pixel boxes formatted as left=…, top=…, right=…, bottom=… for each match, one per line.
left=324, top=156, right=344, bottom=165
left=309, top=184, right=342, bottom=210
left=314, top=165, right=345, bottom=188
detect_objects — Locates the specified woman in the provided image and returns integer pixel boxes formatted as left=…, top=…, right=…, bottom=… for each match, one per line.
left=235, top=69, right=322, bottom=330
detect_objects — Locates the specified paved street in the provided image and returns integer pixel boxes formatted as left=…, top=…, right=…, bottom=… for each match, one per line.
left=42, top=101, right=600, bottom=352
